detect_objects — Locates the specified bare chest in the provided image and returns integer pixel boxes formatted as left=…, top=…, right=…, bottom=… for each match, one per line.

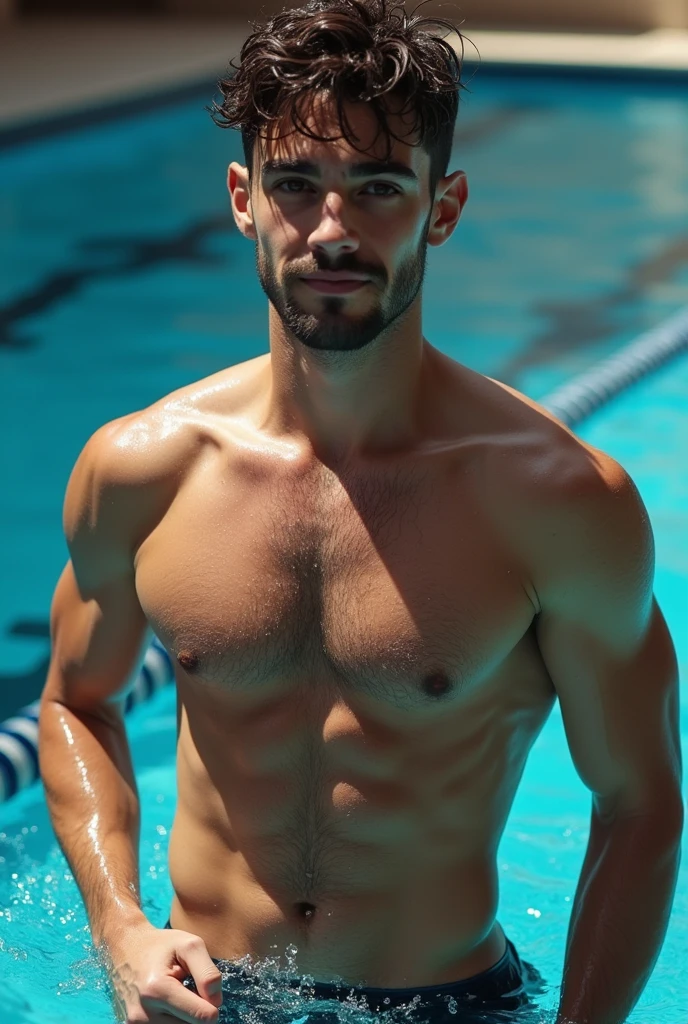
left=135, top=461, right=538, bottom=708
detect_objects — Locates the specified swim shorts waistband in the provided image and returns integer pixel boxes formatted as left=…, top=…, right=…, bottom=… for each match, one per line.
left=162, top=919, right=537, bottom=1015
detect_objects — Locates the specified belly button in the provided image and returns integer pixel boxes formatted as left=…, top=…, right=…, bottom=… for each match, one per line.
left=295, top=901, right=317, bottom=921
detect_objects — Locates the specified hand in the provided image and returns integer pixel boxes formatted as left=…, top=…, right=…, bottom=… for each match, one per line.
left=103, top=921, right=224, bottom=1023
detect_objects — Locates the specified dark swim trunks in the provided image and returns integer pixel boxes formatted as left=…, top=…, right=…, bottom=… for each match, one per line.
left=163, top=920, right=545, bottom=1023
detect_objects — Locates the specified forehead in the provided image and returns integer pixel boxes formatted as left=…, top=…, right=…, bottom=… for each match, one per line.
left=256, top=93, right=429, bottom=178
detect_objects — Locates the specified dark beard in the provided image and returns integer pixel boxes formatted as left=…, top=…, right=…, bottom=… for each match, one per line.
left=255, top=230, right=429, bottom=353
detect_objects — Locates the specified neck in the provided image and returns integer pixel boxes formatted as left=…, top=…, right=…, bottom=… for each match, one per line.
left=261, top=299, right=427, bottom=461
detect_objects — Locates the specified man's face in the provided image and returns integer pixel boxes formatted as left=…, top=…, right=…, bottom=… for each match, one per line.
left=247, top=97, right=435, bottom=353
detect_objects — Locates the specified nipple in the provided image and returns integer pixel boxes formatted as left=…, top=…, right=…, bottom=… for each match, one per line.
left=176, top=649, right=199, bottom=672
left=422, top=672, right=451, bottom=697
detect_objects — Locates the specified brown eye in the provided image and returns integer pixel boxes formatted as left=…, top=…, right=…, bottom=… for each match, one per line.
left=364, top=182, right=400, bottom=196
left=276, top=179, right=311, bottom=193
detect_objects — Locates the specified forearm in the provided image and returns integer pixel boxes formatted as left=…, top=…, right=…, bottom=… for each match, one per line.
left=38, top=697, right=148, bottom=948
left=556, top=810, right=682, bottom=1024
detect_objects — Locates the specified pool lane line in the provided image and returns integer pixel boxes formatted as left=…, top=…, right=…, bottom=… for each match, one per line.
left=0, top=637, right=174, bottom=803
left=0, top=212, right=234, bottom=350
left=0, top=303, right=687, bottom=804
left=540, top=304, right=688, bottom=427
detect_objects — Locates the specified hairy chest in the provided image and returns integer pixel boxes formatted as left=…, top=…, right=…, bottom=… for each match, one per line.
left=134, top=460, right=535, bottom=707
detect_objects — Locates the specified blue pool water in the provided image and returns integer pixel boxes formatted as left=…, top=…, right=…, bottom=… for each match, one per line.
left=0, top=67, right=687, bottom=1022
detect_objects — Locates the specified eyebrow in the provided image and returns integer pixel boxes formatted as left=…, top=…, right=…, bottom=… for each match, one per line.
left=261, top=159, right=419, bottom=182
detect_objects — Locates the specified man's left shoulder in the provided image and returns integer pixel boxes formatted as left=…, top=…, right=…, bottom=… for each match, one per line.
left=529, top=426, right=641, bottom=516
left=518, top=426, right=653, bottom=614
left=480, top=385, right=653, bottom=604
left=483, top=376, right=641, bottom=516
left=526, top=424, right=648, bottom=546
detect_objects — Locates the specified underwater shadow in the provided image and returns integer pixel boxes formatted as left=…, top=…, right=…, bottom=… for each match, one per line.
left=497, top=234, right=688, bottom=386
left=0, top=212, right=234, bottom=350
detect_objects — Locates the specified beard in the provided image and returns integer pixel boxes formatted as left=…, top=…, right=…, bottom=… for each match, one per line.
left=255, top=223, right=430, bottom=353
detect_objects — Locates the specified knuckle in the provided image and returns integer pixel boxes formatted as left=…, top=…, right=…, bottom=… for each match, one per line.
left=141, top=973, right=167, bottom=998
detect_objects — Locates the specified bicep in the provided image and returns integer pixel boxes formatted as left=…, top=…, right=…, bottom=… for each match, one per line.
left=45, top=558, right=151, bottom=712
left=535, top=595, right=681, bottom=823
left=43, top=424, right=152, bottom=713
left=532, top=459, right=682, bottom=825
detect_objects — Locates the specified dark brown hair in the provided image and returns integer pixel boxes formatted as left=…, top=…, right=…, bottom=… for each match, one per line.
left=210, top=0, right=467, bottom=194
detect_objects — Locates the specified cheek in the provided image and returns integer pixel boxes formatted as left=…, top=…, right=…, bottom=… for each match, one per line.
left=370, top=203, right=426, bottom=247
left=256, top=199, right=303, bottom=250
left=386, top=217, right=428, bottom=267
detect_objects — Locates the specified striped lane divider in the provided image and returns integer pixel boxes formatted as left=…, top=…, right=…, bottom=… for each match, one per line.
left=0, top=303, right=686, bottom=804
left=0, top=637, right=174, bottom=803
left=540, top=305, right=688, bottom=426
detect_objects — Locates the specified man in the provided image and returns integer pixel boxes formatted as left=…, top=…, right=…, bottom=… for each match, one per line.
left=38, top=2, right=683, bottom=1023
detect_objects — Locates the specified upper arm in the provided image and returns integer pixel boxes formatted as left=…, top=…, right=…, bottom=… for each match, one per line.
left=532, top=453, right=683, bottom=830
left=44, top=419, right=160, bottom=713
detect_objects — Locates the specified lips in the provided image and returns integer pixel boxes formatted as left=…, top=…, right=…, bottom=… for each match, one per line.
left=300, top=274, right=371, bottom=294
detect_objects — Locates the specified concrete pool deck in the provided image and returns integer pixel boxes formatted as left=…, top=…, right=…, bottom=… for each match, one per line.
left=0, top=17, right=687, bottom=133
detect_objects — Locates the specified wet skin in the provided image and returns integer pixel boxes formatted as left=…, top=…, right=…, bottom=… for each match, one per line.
left=44, top=97, right=681, bottom=1006
left=131, top=350, right=563, bottom=986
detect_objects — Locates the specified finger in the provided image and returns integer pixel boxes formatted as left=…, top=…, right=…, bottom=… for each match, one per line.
left=175, top=938, right=224, bottom=1007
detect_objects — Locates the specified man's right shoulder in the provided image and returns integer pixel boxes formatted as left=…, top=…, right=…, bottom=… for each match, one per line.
left=63, top=399, right=199, bottom=553
left=70, top=404, right=190, bottom=492
left=64, top=356, right=269, bottom=549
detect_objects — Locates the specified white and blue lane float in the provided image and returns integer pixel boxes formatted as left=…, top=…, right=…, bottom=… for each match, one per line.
left=0, top=637, right=174, bottom=803
left=1, top=305, right=687, bottom=804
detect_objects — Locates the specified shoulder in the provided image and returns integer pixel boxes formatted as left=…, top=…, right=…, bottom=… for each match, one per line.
left=472, top=374, right=654, bottom=620
left=64, top=355, right=269, bottom=555
left=500, top=388, right=651, bottom=621
left=65, top=403, right=190, bottom=538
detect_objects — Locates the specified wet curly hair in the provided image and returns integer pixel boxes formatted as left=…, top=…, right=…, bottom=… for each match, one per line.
left=210, top=0, right=467, bottom=194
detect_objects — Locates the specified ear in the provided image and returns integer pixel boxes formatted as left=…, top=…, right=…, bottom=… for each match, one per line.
left=228, top=161, right=257, bottom=240
left=426, top=170, right=468, bottom=248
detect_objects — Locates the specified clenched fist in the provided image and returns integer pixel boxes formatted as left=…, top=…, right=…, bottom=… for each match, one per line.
left=102, top=920, right=224, bottom=1024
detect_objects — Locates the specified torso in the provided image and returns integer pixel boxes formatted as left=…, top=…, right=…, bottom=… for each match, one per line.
left=129, top=348, right=580, bottom=987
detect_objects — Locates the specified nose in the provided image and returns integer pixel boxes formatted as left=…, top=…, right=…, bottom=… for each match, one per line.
left=307, top=191, right=359, bottom=261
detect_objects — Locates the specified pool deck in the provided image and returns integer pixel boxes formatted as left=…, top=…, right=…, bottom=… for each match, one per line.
left=0, top=17, right=687, bottom=132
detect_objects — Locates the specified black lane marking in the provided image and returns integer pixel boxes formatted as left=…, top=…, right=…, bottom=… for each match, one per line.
left=497, top=235, right=688, bottom=385
left=0, top=212, right=234, bottom=349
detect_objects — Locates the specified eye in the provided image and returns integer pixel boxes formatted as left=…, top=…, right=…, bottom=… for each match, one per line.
left=275, top=179, right=313, bottom=194
left=363, top=182, right=401, bottom=197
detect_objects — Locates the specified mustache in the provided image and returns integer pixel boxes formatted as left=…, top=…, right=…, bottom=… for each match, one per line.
left=283, top=255, right=387, bottom=283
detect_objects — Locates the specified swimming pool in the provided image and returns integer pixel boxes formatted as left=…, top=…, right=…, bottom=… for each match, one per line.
left=0, top=65, right=687, bottom=1023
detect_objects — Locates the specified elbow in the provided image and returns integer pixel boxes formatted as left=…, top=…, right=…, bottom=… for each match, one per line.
left=595, top=787, right=684, bottom=846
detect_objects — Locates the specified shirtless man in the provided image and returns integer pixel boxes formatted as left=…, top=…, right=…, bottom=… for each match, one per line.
left=38, top=2, right=683, bottom=1023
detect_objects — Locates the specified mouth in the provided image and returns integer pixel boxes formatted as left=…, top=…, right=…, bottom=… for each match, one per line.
left=299, top=274, right=371, bottom=295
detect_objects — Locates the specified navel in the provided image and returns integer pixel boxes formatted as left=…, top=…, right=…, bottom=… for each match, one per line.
left=421, top=671, right=452, bottom=698
left=176, top=649, right=200, bottom=673
left=294, top=901, right=317, bottom=922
